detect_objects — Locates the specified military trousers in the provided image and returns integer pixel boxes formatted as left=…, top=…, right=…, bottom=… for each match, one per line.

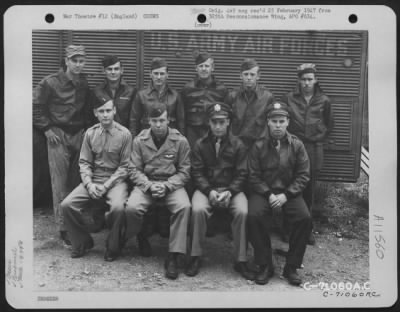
left=248, top=193, right=312, bottom=268
left=189, top=190, right=248, bottom=262
left=62, top=182, right=129, bottom=255
left=47, top=127, right=84, bottom=231
left=125, top=187, right=191, bottom=254
left=303, top=142, right=324, bottom=211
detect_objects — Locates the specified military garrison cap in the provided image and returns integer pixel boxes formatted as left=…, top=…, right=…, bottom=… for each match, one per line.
left=241, top=58, right=259, bottom=72
left=266, top=102, right=290, bottom=118
left=93, top=96, right=113, bottom=109
left=149, top=103, right=167, bottom=118
left=150, top=57, right=168, bottom=71
left=65, top=45, right=86, bottom=58
left=297, top=63, right=317, bottom=77
left=195, top=51, right=212, bottom=65
left=207, top=102, right=232, bottom=119
left=102, top=55, right=121, bottom=68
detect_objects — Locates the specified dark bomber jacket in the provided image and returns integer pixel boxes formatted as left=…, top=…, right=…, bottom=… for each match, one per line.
left=181, top=75, right=228, bottom=129
left=130, top=83, right=185, bottom=137
left=248, top=132, right=310, bottom=199
left=281, top=84, right=334, bottom=143
left=225, top=84, right=275, bottom=149
left=92, top=78, right=136, bottom=132
left=191, top=131, right=247, bottom=196
left=33, top=69, right=92, bottom=133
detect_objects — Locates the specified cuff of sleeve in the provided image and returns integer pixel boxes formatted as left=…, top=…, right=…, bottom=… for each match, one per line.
left=42, top=125, right=51, bottom=132
left=84, top=182, right=92, bottom=190
left=142, top=182, right=152, bottom=193
left=265, top=190, right=272, bottom=199
left=83, top=178, right=92, bottom=189
left=228, top=188, right=239, bottom=197
left=203, top=187, right=212, bottom=197
left=103, top=181, right=111, bottom=191
left=284, top=190, right=294, bottom=199
left=164, top=182, right=173, bottom=193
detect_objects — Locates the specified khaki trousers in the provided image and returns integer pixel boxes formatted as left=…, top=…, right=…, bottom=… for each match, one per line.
left=125, top=187, right=191, bottom=254
left=189, top=190, right=248, bottom=262
left=47, top=127, right=84, bottom=231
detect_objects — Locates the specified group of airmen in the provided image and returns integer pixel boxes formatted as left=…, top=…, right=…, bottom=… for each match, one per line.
left=33, top=44, right=333, bottom=286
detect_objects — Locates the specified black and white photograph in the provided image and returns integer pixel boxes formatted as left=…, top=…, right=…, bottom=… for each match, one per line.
left=4, top=5, right=397, bottom=309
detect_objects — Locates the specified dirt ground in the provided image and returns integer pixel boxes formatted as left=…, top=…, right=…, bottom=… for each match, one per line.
left=33, top=172, right=369, bottom=292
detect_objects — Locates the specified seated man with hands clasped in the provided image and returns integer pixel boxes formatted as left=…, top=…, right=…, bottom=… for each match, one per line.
left=125, top=103, right=192, bottom=280
left=186, top=102, right=254, bottom=281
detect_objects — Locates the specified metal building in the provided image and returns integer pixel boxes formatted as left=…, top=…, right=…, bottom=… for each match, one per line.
left=33, top=30, right=368, bottom=185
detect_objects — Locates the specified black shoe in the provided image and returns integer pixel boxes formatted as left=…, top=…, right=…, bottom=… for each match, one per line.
left=70, top=237, right=94, bottom=258
left=255, top=265, right=274, bottom=285
left=104, top=250, right=119, bottom=262
left=137, top=234, right=152, bottom=257
left=60, top=230, right=71, bottom=246
left=164, top=253, right=179, bottom=280
left=307, top=232, right=316, bottom=245
left=282, top=264, right=302, bottom=286
left=185, top=256, right=201, bottom=277
left=233, top=262, right=256, bottom=281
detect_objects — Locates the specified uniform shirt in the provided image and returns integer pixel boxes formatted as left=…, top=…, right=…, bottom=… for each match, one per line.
left=191, top=131, right=247, bottom=196
left=281, top=83, right=334, bottom=143
left=248, top=132, right=310, bottom=199
left=181, top=75, right=228, bottom=129
left=129, top=128, right=191, bottom=193
left=129, top=82, right=185, bottom=137
left=33, top=68, right=92, bottom=133
left=226, top=84, right=275, bottom=150
left=79, top=121, right=132, bottom=191
left=92, top=78, right=136, bottom=130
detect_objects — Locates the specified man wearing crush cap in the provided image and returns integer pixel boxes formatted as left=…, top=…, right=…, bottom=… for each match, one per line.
left=61, top=97, right=132, bottom=261
left=125, top=103, right=191, bottom=280
left=181, top=51, right=228, bottom=148
left=33, top=45, right=93, bottom=244
left=281, top=63, right=334, bottom=245
left=130, top=57, right=185, bottom=137
left=185, top=102, right=253, bottom=280
left=93, top=55, right=136, bottom=132
left=247, top=102, right=312, bottom=286
left=226, top=58, right=275, bottom=151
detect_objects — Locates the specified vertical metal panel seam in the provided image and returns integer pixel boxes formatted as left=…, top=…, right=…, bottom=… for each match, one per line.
left=137, top=30, right=144, bottom=89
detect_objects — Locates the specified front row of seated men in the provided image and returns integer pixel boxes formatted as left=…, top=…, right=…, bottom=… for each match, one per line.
left=61, top=97, right=312, bottom=286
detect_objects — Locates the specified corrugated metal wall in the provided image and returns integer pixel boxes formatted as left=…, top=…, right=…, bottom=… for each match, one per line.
left=32, top=30, right=66, bottom=88
left=70, top=30, right=138, bottom=88
left=32, top=30, right=367, bottom=182
left=142, top=30, right=367, bottom=181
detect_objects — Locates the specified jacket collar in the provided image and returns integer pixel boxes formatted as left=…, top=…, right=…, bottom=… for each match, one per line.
left=100, top=78, right=128, bottom=94
left=239, top=84, right=264, bottom=100
left=293, top=83, right=324, bottom=97
left=268, top=131, right=295, bottom=146
left=58, top=68, right=83, bottom=86
left=145, top=81, right=172, bottom=96
left=194, top=75, right=218, bottom=88
left=99, top=121, right=117, bottom=136
left=141, top=127, right=180, bottom=148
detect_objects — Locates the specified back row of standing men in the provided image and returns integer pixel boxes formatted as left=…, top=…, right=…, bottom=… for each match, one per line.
left=33, top=45, right=334, bottom=286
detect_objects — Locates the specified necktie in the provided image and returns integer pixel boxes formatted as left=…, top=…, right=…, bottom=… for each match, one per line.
left=275, top=139, right=280, bottom=152
left=215, top=138, right=221, bottom=158
left=273, top=139, right=280, bottom=152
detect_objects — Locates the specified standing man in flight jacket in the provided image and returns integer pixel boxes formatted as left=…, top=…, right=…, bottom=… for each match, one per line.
left=181, top=51, right=228, bottom=148
left=33, top=45, right=92, bottom=244
left=281, top=63, right=334, bottom=245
